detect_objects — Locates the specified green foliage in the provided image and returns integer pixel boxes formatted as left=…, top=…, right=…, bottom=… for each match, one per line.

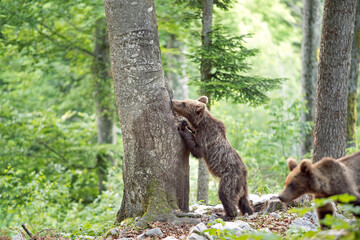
left=189, top=27, right=283, bottom=106
left=175, top=0, right=234, bottom=11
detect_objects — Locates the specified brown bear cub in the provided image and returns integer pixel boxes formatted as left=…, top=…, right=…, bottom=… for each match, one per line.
left=172, top=96, right=253, bottom=220
left=279, top=152, right=360, bottom=224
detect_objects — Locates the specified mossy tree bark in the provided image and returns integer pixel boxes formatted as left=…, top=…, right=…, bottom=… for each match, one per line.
left=300, top=0, right=321, bottom=157
left=313, top=0, right=356, bottom=163
left=104, top=0, right=189, bottom=222
left=347, top=0, right=360, bottom=148
left=92, top=17, right=116, bottom=194
left=197, top=0, right=213, bottom=204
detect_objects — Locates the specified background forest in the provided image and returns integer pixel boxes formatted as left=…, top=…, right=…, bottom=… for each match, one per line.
left=1, top=0, right=359, bottom=238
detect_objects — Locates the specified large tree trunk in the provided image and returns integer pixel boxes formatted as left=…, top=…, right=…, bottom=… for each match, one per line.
left=347, top=0, right=360, bottom=148
left=92, top=17, right=115, bottom=194
left=197, top=0, right=213, bottom=204
left=165, top=34, right=190, bottom=212
left=300, top=0, right=321, bottom=157
left=313, top=0, right=356, bottom=163
left=166, top=34, right=189, bottom=100
left=104, top=0, right=189, bottom=223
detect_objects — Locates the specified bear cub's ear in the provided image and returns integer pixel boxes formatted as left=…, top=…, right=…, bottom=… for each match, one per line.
left=300, top=160, right=312, bottom=174
left=196, top=103, right=206, bottom=113
left=287, top=158, right=298, bottom=171
left=198, top=96, right=208, bottom=104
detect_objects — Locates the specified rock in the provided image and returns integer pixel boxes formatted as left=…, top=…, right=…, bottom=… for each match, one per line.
left=266, top=199, right=287, bottom=213
left=189, top=222, right=208, bottom=234
left=269, top=212, right=281, bottom=219
left=137, top=227, right=163, bottom=239
left=116, top=238, right=132, bottom=240
left=110, top=228, right=120, bottom=237
left=207, top=213, right=220, bottom=222
left=249, top=194, right=261, bottom=205
left=211, top=220, right=253, bottom=235
left=287, top=195, right=313, bottom=208
left=172, top=217, right=201, bottom=225
left=246, top=212, right=258, bottom=220
left=174, top=211, right=202, bottom=218
left=289, top=217, right=318, bottom=232
left=213, top=204, right=224, bottom=209
left=251, top=194, right=282, bottom=213
left=163, top=237, right=178, bottom=240
left=310, top=229, right=349, bottom=239
left=190, top=204, right=212, bottom=215
left=187, top=233, right=208, bottom=240
left=12, top=233, right=26, bottom=240
left=304, top=210, right=319, bottom=226
left=189, top=203, right=223, bottom=215
left=258, top=227, right=271, bottom=233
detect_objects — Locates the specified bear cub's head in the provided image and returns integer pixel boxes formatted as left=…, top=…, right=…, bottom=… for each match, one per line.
left=278, top=158, right=313, bottom=203
left=172, top=96, right=208, bottom=125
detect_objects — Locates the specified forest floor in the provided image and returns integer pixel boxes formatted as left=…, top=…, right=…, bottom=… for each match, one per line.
left=2, top=209, right=298, bottom=240
left=118, top=208, right=297, bottom=239
left=121, top=209, right=295, bottom=239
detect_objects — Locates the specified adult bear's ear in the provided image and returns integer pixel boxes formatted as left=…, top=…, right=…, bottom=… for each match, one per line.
left=300, top=160, right=312, bottom=174
left=198, top=96, right=208, bottom=104
left=196, top=103, right=206, bottom=113
left=287, top=158, right=298, bottom=171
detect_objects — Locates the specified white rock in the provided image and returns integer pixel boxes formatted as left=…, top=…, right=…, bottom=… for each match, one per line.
left=259, top=227, right=271, bottom=233
left=137, top=227, right=163, bottom=239
left=249, top=194, right=261, bottom=205
left=189, top=222, right=208, bottom=234
left=270, top=212, right=281, bottom=219
left=12, top=233, right=26, bottom=240
left=145, top=227, right=163, bottom=237
left=110, top=228, right=120, bottom=236
left=211, top=220, right=253, bottom=235
left=304, top=210, right=319, bottom=226
left=250, top=194, right=278, bottom=206
left=289, top=217, right=318, bottom=232
left=187, top=233, right=208, bottom=240
left=213, top=204, right=224, bottom=209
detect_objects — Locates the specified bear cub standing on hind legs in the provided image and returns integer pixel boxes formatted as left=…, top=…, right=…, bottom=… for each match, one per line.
left=279, top=152, right=360, bottom=226
left=171, top=96, right=253, bottom=220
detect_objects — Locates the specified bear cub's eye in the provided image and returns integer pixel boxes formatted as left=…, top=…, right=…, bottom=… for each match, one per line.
left=182, top=102, right=186, bottom=107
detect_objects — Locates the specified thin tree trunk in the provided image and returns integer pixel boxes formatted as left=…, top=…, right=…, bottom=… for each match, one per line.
left=347, top=0, right=360, bottom=148
left=300, top=0, right=321, bottom=157
left=197, top=0, right=213, bottom=204
left=92, top=17, right=115, bottom=194
left=104, top=0, right=188, bottom=223
left=313, top=0, right=356, bottom=163
left=166, top=34, right=189, bottom=100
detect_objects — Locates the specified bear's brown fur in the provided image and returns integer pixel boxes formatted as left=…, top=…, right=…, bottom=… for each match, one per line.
left=172, top=96, right=253, bottom=220
left=279, top=152, right=360, bottom=224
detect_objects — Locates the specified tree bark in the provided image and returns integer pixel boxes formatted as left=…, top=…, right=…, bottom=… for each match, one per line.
left=347, top=0, right=360, bottom=148
left=104, top=0, right=189, bottom=222
left=166, top=34, right=189, bottom=100
left=92, top=17, right=115, bottom=194
left=313, top=0, right=356, bottom=163
left=197, top=0, right=213, bottom=204
left=300, top=0, right=321, bottom=157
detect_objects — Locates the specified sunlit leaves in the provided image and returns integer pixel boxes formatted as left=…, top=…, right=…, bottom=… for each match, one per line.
left=189, top=27, right=283, bottom=106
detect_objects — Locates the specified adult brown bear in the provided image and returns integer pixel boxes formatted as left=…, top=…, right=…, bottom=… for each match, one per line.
left=279, top=152, right=360, bottom=224
left=172, top=96, right=253, bottom=220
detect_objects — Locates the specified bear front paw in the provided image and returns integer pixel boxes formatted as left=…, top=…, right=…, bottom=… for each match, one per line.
left=178, top=119, right=189, bottom=131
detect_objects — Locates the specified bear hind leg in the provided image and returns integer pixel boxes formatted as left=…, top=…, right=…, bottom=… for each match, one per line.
left=238, top=194, right=253, bottom=215
left=219, top=176, right=238, bottom=220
